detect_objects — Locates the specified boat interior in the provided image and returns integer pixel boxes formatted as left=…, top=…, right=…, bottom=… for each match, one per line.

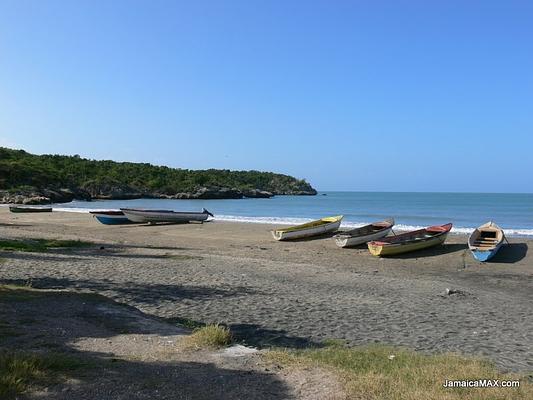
left=378, top=224, right=451, bottom=244
left=471, top=228, right=503, bottom=249
left=344, top=222, right=392, bottom=236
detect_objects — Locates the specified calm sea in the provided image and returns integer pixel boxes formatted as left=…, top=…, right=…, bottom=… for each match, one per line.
left=52, top=192, right=533, bottom=237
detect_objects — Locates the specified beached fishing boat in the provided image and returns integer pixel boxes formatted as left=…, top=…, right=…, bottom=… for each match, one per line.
left=468, top=221, right=505, bottom=262
left=334, top=218, right=395, bottom=248
left=9, top=206, right=53, bottom=213
left=271, top=215, right=343, bottom=241
left=367, top=223, right=452, bottom=256
left=90, top=210, right=133, bottom=225
left=121, top=208, right=214, bottom=224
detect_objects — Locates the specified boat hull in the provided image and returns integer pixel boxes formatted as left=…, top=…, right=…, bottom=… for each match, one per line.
left=121, top=208, right=212, bottom=224
left=271, top=216, right=342, bottom=241
left=9, top=206, right=52, bottom=213
left=367, top=223, right=452, bottom=257
left=335, top=227, right=393, bottom=247
left=470, top=245, right=502, bottom=262
left=334, top=219, right=395, bottom=248
left=92, top=214, right=133, bottom=225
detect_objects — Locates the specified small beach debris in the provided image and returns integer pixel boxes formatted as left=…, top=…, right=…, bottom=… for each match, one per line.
left=444, top=288, right=465, bottom=296
left=221, top=344, right=258, bottom=357
left=388, top=354, right=396, bottom=360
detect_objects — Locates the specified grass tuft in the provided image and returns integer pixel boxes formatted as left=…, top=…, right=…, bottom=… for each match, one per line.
left=267, top=344, right=533, bottom=400
left=185, top=324, right=232, bottom=349
left=0, top=238, right=91, bottom=253
left=0, top=350, right=86, bottom=399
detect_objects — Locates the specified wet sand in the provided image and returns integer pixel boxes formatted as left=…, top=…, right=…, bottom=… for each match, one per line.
left=0, top=208, right=531, bottom=372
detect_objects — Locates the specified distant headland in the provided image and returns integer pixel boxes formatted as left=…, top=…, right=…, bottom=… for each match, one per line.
left=0, top=147, right=317, bottom=204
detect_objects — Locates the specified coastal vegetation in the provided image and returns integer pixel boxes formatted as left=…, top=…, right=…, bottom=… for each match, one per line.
left=0, top=147, right=316, bottom=203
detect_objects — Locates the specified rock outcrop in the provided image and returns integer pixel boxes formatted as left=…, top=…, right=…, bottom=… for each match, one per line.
left=0, top=188, right=91, bottom=205
left=242, top=189, right=274, bottom=198
left=81, top=181, right=144, bottom=200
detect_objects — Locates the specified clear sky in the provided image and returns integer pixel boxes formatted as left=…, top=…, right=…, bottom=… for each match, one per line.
left=0, top=1, right=532, bottom=192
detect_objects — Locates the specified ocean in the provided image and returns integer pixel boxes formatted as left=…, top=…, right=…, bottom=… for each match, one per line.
left=51, top=191, right=533, bottom=237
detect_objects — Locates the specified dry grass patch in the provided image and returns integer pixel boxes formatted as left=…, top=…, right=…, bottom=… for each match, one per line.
left=268, top=343, right=532, bottom=400
left=184, top=324, right=232, bottom=349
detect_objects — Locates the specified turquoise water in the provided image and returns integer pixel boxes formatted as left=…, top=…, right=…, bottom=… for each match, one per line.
left=54, top=192, right=533, bottom=236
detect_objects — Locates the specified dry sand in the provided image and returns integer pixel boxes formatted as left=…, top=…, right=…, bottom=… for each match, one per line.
left=1, top=208, right=532, bottom=374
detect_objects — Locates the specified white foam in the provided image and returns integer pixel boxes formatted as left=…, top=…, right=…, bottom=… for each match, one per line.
left=52, top=207, right=118, bottom=213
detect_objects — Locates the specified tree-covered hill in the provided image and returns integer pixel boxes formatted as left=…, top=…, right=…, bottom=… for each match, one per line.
left=0, top=147, right=316, bottom=204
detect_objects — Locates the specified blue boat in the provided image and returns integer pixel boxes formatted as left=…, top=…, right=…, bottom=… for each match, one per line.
left=468, top=221, right=505, bottom=262
left=90, top=210, right=134, bottom=225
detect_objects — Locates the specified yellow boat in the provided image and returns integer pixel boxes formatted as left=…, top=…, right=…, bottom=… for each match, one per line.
left=271, top=215, right=343, bottom=241
left=367, top=223, right=452, bottom=256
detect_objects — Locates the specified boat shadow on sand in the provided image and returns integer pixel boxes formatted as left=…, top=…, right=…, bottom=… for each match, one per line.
left=384, top=243, right=468, bottom=259
left=484, top=243, right=528, bottom=264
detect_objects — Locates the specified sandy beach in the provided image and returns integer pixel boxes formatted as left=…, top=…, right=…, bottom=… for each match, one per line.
left=1, top=208, right=532, bottom=373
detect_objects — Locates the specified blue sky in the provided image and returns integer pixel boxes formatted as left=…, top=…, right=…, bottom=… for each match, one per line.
left=0, top=1, right=532, bottom=192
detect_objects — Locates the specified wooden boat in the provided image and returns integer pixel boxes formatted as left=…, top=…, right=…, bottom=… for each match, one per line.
left=468, top=221, right=505, bottom=262
left=121, top=208, right=214, bottom=224
left=271, top=215, right=343, bottom=241
left=90, top=210, right=133, bottom=225
left=367, top=223, right=452, bottom=256
left=9, top=206, right=53, bottom=213
left=334, top=218, right=395, bottom=248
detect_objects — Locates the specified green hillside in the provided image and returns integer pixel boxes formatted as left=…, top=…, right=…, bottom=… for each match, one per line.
left=0, top=147, right=316, bottom=202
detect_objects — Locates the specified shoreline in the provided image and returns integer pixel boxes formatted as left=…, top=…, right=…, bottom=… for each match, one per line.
left=1, top=209, right=532, bottom=373
left=3, top=203, right=533, bottom=237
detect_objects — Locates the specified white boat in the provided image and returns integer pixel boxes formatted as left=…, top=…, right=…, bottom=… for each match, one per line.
left=334, top=218, right=395, bottom=248
left=271, top=215, right=343, bottom=241
left=468, top=221, right=505, bottom=262
left=121, top=208, right=214, bottom=224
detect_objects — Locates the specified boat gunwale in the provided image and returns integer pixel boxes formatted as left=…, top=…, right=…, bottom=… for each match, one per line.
left=271, top=215, right=343, bottom=234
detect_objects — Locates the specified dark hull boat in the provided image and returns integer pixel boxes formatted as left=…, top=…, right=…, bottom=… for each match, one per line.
left=9, top=206, right=53, bottom=213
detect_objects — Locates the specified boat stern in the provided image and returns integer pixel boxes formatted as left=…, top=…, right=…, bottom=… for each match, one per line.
left=271, top=230, right=284, bottom=241
left=367, top=241, right=385, bottom=256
